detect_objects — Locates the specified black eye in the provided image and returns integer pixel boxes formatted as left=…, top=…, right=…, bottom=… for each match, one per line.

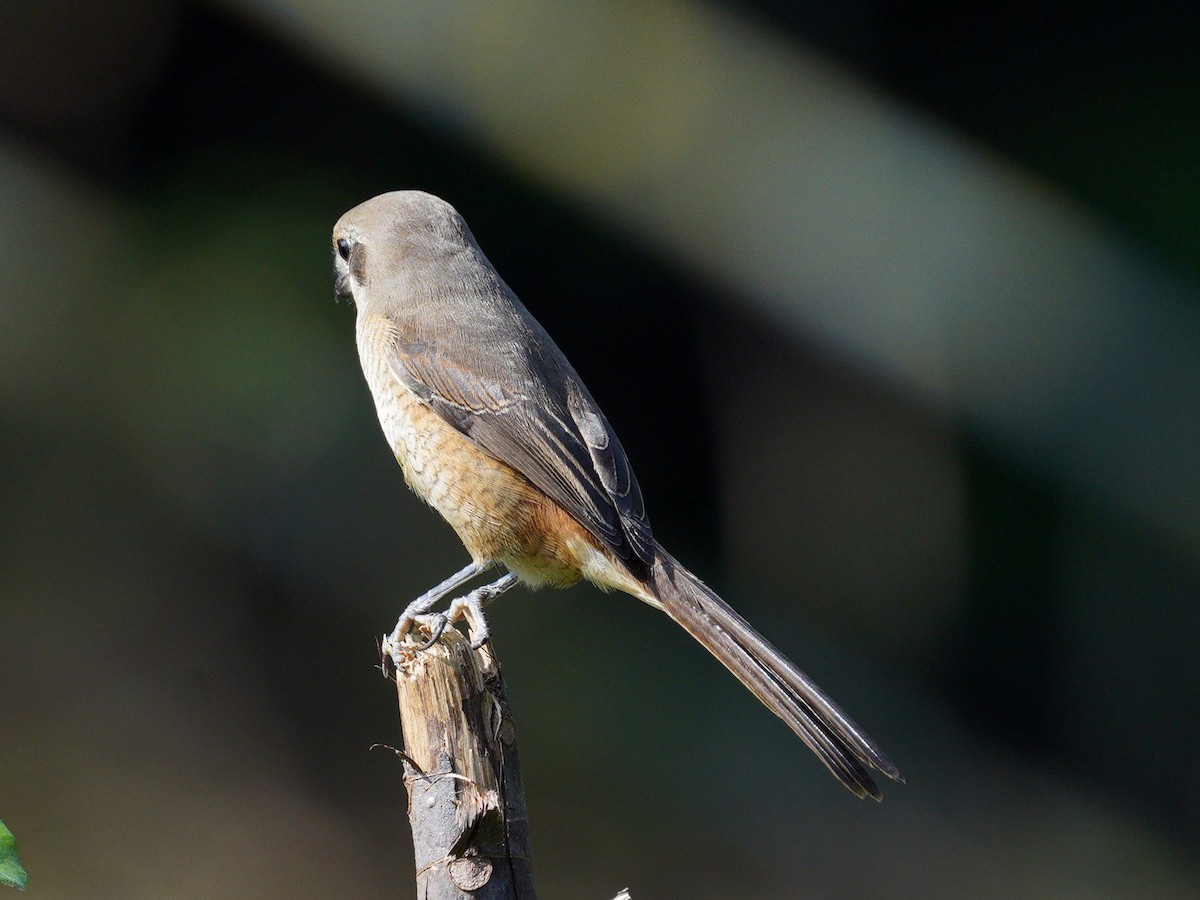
left=336, top=237, right=352, bottom=261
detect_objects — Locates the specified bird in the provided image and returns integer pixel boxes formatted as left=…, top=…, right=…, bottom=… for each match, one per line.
left=333, top=190, right=901, bottom=799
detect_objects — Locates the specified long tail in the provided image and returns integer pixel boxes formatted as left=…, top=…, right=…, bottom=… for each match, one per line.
left=644, top=545, right=902, bottom=799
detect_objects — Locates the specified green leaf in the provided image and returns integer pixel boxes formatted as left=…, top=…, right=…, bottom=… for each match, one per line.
left=0, top=819, right=28, bottom=891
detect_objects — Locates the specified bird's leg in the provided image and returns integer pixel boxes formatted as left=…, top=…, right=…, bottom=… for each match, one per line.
left=412, top=573, right=519, bottom=652
left=443, top=573, right=519, bottom=648
left=386, top=561, right=485, bottom=650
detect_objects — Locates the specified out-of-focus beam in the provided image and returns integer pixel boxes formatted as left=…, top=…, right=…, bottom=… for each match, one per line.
left=224, top=0, right=1200, bottom=549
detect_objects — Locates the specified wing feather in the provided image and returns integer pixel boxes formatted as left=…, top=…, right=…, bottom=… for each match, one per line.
left=388, top=339, right=653, bottom=571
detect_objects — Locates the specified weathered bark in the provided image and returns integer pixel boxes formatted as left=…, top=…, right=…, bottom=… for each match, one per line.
left=389, top=630, right=536, bottom=899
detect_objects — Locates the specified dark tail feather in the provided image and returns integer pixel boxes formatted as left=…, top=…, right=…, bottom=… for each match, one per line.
left=647, top=546, right=902, bottom=800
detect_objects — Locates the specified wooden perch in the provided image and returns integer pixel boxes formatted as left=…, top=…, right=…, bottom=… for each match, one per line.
left=387, top=629, right=536, bottom=899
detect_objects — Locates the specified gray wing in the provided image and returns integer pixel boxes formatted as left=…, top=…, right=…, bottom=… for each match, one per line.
left=388, top=337, right=655, bottom=573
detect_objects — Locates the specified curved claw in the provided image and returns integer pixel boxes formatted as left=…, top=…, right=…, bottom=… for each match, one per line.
left=386, top=570, right=520, bottom=653
left=387, top=561, right=484, bottom=648
left=447, top=573, right=519, bottom=648
left=413, top=613, right=450, bottom=650
left=447, top=593, right=490, bottom=649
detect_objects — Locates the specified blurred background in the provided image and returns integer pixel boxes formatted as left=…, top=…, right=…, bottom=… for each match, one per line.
left=2, top=1, right=1198, bottom=896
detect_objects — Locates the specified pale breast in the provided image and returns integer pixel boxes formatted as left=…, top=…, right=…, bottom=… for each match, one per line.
left=355, top=313, right=546, bottom=566
left=353, top=313, right=645, bottom=595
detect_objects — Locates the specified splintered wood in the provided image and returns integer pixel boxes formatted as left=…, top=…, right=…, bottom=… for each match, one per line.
left=390, top=630, right=535, bottom=899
